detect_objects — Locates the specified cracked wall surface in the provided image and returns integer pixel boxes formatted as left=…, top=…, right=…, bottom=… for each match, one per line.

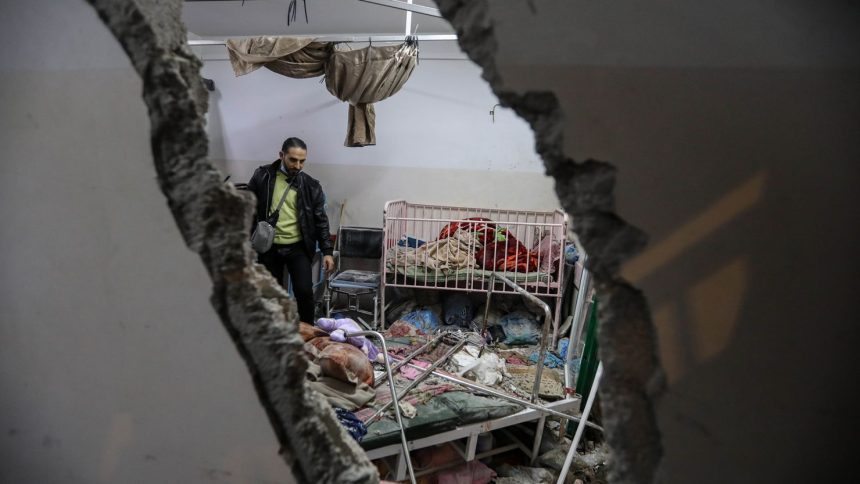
left=82, top=1, right=376, bottom=483
left=434, top=2, right=663, bottom=482
left=3, top=0, right=858, bottom=482
left=436, top=1, right=859, bottom=483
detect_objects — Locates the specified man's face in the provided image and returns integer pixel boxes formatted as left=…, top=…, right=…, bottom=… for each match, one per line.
left=280, top=147, right=307, bottom=176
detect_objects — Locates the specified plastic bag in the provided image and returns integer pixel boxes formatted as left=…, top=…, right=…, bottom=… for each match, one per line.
left=450, top=346, right=507, bottom=386
left=385, top=298, right=417, bottom=325
left=557, top=337, right=570, bottom=360
left=443, top=293, right=474, bottom=326
left=471, top=306, right=503, bottom=329
left=498, top=310, right=541, bottom=346
left=400, top=307, right=442, bottom=333
left=528, top=350, right=565, bottom=368
left=564, top=243, right=580, bottom=265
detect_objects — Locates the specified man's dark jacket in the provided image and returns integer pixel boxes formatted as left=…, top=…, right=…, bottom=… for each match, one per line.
left=246, top=160, right=334, bottom=257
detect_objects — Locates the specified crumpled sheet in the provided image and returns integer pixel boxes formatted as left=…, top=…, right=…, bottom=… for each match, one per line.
left=399, top=360, right=430, bottom=380
left=399, top=305, right=444, bottom=333
left=399, top=401, right=417, bottom=419
left=334, top=407, right=368, bottom=442
left=355, top=381, right=458, bottom=422
left=386, top=319, right=425, bottom=337
left=497, top=310, right=542, bottom=346
left=437, top=217, right=496, bottom=244
left=475, top=235, right=533, bottom=272
left=306, top=361, right=375, bottom=411
left=388, top=229, right=479, bottom=273
left=533, top=233, right=562, bottom=274
left=449, top=345, right=508, bottom=386
left=528, top=350, right=566, bottom=369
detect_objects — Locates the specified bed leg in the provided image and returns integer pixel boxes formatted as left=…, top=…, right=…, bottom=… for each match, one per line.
left=380, top=286, right=386, bottom=331
left=466, top=431, right=479, bottom=461
left=395, top=449, right=408, bottom=482
left=551, top=296, right=563, bottom=349
left=373, top=294, right=379, bottom=330
left=530, top=415, right=547, bottom=466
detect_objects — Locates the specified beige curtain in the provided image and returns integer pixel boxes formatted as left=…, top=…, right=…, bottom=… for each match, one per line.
left=324, top=43, right=418, bottom=146
left=225, top=36, right=418, bottom=147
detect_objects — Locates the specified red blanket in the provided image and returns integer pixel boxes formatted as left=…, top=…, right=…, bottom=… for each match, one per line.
left=439, top=217, right=539, bottom=272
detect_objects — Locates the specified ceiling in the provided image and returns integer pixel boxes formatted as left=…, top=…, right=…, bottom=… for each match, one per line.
left=182, top=0, right=454, bottom=37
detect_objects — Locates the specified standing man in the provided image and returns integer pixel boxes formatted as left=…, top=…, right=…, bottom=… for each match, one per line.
left=246, top=137, right=335, bottom=323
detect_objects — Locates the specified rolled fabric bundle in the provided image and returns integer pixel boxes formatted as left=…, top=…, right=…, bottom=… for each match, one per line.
left=318, top=342, right=374, bottom=386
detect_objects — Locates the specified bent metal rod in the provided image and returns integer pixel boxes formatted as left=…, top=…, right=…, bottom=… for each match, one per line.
left=364, top=335, right=468, bottom=424
left=373, top=333, right=445, bottom=389
left=390, top=357, right=605, bottom=433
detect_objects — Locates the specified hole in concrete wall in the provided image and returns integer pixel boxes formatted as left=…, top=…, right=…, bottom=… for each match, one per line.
left=432, top=3, right=665, bottom=482
left=84, top=0, right=665, bottom=482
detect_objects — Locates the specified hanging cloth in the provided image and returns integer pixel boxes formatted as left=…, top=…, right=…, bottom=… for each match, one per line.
left=226, top=36, right=319, bottom=76
left=225, top=36, right=418, bottom=147
left=324, top=43, right=418, bottom=146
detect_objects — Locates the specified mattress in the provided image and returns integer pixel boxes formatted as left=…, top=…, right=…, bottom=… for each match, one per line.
left=360, top=391, right=523, bottom=450
left=386, top=263, right=555, bottom=285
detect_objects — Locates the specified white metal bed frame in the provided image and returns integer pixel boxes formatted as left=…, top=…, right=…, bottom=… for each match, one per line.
left=381, top=200, right=569, bottom=343
left=365, top=397, right=582, bottom=481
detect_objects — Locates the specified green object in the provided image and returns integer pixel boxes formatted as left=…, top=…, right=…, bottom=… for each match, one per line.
left=361, top=391, right=522, bottom=449
left=271, top=170, right=302, bottom=244
left=568, top=296, right=599, bottom=434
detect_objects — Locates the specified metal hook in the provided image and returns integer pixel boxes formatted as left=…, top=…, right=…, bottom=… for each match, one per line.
left=490, top=103, right=502, bottom=123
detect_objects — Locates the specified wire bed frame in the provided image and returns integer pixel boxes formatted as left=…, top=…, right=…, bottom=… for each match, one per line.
left=380, top=200, right=568, bottom=343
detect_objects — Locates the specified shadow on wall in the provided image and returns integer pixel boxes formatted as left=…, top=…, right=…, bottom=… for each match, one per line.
left=624, top=172, right=766, bottom=379
left=518, top=65, right=860, bottom=482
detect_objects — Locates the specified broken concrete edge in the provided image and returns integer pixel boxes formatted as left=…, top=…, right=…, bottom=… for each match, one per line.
left=435, top=1, right=666, bottom=482
left=83, top=1, right=379, bottom=483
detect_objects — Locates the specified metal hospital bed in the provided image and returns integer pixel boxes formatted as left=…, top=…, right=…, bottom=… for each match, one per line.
left=329, top=200, right=598, bottom=483
left=380, top=200, right=568, bottom=345
left=351, top=274, right=599, bottom=482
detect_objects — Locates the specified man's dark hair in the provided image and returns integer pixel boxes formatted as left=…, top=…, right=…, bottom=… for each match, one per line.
left=282, top=137, right=308, bottom=152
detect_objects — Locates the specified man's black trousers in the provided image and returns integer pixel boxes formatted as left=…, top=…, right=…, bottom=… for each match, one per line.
left=258, top=242, right=315, bottom=323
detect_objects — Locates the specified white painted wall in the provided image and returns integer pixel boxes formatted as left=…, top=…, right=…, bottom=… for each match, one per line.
left=0, top=1, right=292, bottom=482
left=200, top=45, right=561, bottom=228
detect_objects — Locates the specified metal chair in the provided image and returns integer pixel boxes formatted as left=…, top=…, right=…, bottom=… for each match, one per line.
left=324, top=226, right=384, bottom=327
